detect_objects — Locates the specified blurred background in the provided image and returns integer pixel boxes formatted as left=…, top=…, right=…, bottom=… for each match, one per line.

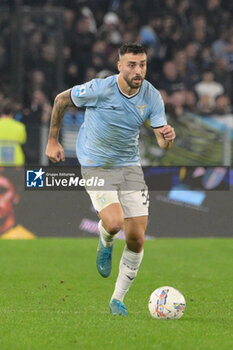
left=0, top=0, right=232, bottom=166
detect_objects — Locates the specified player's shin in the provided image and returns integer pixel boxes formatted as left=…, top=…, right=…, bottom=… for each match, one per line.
left=111, top=246, right=144, bottom=302
left=98, top=220, right=117, bottom=247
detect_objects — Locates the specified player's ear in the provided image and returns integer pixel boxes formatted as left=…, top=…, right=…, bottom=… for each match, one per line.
left=117, top=60, right=121, bottom=72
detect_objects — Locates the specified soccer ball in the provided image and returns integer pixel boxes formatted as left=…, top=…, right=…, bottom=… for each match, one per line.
left=148, top=286, right=186, bottom=320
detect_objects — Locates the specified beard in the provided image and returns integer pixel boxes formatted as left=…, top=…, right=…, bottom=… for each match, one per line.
left=124, top=75, right=144, bottom=89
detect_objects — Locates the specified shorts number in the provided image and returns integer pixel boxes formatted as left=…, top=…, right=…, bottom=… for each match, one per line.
left=141, top=188, right=149, bottom=207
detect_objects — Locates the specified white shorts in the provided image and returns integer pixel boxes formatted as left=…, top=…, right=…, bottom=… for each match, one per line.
left=81, top=166, right=149, bottom=218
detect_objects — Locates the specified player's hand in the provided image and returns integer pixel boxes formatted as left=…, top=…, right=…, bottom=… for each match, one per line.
left=45, top=139, right=65, bottom=163
left=159, top=125, right=176, bottom=141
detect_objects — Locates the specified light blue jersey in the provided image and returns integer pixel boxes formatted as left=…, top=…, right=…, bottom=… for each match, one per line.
left=71, top=75, right=167, bottom=167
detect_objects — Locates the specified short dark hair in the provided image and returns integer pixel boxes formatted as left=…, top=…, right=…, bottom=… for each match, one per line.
left=119, top=42, right=147, bottom=56
left=1, top=99, right=15, bottom=116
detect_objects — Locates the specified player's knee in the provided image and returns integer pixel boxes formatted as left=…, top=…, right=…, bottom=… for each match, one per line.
left=135, top=236, right=145, bottom=250
left=104, top=219, right=124, bottom=235
left=127, top=235, right=145, bottom=253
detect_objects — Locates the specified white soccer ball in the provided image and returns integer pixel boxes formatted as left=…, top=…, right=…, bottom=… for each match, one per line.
left=148, top=286, right=186, bottom=320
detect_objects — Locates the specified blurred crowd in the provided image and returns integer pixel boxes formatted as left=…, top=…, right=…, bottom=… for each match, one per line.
left=0, top=0, right=233, bottom=165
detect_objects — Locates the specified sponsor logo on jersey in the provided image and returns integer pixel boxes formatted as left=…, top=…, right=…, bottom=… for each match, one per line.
left=75, top=85, right=86, bottom=96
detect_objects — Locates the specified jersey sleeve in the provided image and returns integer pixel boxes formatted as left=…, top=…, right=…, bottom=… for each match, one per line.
left=149, top=92, right=167, bottom=128
left=70, top=79, right=99, bottom=108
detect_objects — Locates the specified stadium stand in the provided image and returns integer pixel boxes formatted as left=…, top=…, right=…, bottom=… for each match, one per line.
left=0, top=0, right=232, bottom=165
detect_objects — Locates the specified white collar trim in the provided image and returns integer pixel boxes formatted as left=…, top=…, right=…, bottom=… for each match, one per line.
left=116, top=75, right=139, bottom=98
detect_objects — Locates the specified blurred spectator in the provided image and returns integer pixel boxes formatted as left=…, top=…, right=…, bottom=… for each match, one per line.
left=38, top=44, right=57, bottom=94
left=63, top=45, right=81, bottom=88
left=22, top=90, right=51, bottom=163
left=0, top=99, right=26, bottom=166
left=212, top=94, right=233, bottom=132
left=97, top=12, right=122, bottom=46
left=157, top=15, right=182, bottom=61
left=212, top=25, right=233, bottom=66
left=164, top=90, right=187, bottom=119
left=159, top=61, right=185, bottom=94
left=65, top=62, right=80, bottom=88
left=174, top=47, right=200, bottom=89
left=169, top=90, right=186, bottom=117
left=176, top=0, right=192, bottom=28
left=196, top=95, right=213, bottom=116
left=0, top=41, right=10, bottom=95
left=105, top=47, right=119, bottom=72
left=81, top=6, right=97, bottom=34
left=184, top=90, right=198, bottom=114
left=194, top=70, right=224, bottom=106
left=13, top=100, right=24, bottom=122
left=184, top=43, right=201, bottom=86
left=122, top=31, right=137, bottom=44
left=139, top=23, right=159, bottom=58
left=26, top=69, right=50, bottom=103
left=25, top=90, right=51, bottom=125
left=91, top=53, right=105, bottom=72
left=214, top=58, right=232, bottom=99
left=72, top=16, right=96, bottom=81
left=63, top=8, right=75, bottom=46
left=92, top=40, right=107, bottom=56
left=84, top=67, right=97, bottom=82
left=205, top=0, right=222, bottom=38
left=213, top=94, right=232, bottom=115
left=199, top=46, right=214, bottom=71
left=191, top=15, right=209, bottom=47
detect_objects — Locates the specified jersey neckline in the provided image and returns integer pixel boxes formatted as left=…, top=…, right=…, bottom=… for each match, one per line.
left=116, top=75, right=141, bottom=99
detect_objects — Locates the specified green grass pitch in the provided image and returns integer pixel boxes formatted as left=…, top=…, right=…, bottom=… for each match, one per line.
left=0, top=238, right=232, bottom=350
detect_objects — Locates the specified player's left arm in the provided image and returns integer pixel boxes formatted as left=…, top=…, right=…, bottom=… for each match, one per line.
left=153, top=125, right=176, bottom=150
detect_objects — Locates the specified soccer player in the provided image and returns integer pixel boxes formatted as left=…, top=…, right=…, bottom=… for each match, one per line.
left=46, top=43, right=176, bottom=316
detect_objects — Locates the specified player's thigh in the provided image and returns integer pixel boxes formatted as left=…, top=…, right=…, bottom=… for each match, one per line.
left=86, top=190, right=118, bottom=212
left=86, top=190, right=124, bottom=232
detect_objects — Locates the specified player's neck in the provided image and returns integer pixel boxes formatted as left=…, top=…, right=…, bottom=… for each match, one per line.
left=117, top=75, right=139, bottom=97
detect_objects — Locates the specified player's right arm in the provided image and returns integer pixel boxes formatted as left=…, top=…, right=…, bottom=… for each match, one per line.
left=45, top=89, right=74, bottom=163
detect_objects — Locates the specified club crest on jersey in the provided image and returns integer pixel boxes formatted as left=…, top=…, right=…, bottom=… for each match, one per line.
left=136, top=104, right=147, bottom=116
left=75, top=85, right=86, bottom=96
